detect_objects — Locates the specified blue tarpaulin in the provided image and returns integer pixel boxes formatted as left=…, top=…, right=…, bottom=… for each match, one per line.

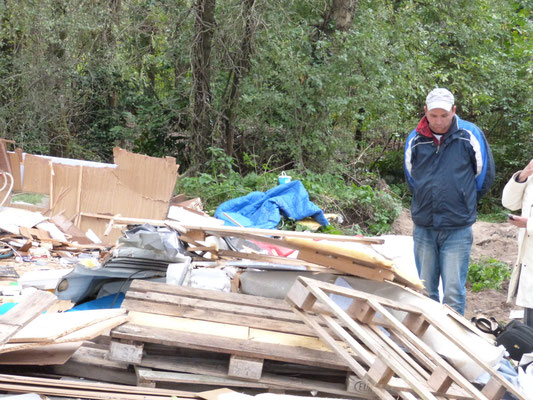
left=214, top=180, right=329, bottom=229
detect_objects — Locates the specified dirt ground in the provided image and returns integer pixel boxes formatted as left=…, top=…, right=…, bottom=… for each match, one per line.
left=390, top=208, right=519, bottom=324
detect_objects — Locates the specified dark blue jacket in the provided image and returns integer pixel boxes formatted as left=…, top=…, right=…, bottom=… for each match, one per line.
left=404, top=115, right=495, bottom=229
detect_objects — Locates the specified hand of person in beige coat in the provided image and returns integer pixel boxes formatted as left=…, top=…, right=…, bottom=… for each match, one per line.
left=517, top=158, right=533, bottom=182
left=508, top=159, right=533, bottom=228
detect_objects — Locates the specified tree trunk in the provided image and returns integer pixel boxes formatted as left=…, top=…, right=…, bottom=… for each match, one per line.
left=332, top=0, right=357, bottom=32
left=191, top=0, right=216, bottom=168
left=221, top=0, right=256, bottom=158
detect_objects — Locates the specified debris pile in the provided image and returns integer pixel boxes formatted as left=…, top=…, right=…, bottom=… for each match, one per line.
left=0, top=142, right=530, bottom=399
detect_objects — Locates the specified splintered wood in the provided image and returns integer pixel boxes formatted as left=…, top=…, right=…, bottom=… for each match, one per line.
left=109, top=279, right=375, bottom=398
left=285, top=276, right=527, bottom=400
left=169, top=221, right=424, bottom=290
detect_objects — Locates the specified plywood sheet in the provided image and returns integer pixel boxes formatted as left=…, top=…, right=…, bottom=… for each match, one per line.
left=11, top=309, right=127, bottom=343
left=21, top=154, right=51, bottom=194
left=113, top=147, right=178, bottom=202
left=50, top=163, right=82, bottom=218
left=0, top=314, right=128, bottom=354
left=7, top=152, right=21, bottom=191
left=0, top=342, right=82, bottom=365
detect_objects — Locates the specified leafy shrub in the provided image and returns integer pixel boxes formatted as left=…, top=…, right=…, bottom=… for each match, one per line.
left=175, top=151, right=402, bottom=236
left=467, top=258, right=510, bottom=292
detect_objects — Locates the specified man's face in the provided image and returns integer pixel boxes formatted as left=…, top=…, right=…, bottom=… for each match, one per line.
left=424, top=105, right=456, bottom=134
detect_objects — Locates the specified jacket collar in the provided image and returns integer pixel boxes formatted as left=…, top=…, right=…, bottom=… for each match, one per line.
left=416, top=115, right=459, bottom=143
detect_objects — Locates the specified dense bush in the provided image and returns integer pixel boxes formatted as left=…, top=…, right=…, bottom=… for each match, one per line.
left=176, top=150, right=402, bottom=235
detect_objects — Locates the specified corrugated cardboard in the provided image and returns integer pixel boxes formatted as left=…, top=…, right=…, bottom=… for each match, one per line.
left=13, top=147, right=179, bottom=244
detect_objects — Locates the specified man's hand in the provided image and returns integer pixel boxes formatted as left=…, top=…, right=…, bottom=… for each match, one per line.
left=508, top=215, right=528, bottom=228
left=518, top=159, right=533, bottom=182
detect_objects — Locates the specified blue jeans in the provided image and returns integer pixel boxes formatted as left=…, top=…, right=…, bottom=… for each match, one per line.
left=413, top=225, right=473, bottom=315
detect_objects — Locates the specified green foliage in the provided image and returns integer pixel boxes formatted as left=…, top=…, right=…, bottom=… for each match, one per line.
left=0, top=0, right=529, bottom=216
left=468, top=258, right=511, bottom=292
left=176, top=162, right=402, bottom=235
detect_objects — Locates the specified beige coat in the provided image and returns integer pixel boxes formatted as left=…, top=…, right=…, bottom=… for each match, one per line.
left=502, top=172, right=533, bottom=308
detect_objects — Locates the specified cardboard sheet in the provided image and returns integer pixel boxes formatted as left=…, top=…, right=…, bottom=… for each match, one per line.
left=10, top=147, right=179, bottom=244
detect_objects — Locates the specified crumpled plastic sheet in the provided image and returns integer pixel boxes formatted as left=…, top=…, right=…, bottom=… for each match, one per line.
left=115, top=224, right=189, bottom=262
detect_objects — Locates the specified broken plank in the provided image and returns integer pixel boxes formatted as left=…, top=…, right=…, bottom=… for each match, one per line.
left=168, top=221, right=384, bottom=244
left=298, top=248, right=395, bottom=282
left=10, top=308, right=127, bottom=343
left=0, top=290, right=57, bottom=345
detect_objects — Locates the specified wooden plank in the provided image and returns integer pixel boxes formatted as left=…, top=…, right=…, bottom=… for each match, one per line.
left=124, top=289, right=298, bottom=322
left=0, top=290, right=57, bottom=345
left=51, top=361, right=137, bottom=386
left=112, top=322, right=346, bottom=370
left=298, top=248, right=395, bottom=283
left=167, top=220, right=384, bottom=244
left=218, top=249, right=332, bottom=272
left=0, top=373, right=197, bottom=398
left=0, top=342, right=82, bottom=365
left=136, top=367, right=271, bottom=389
left=10, top=308, right=127, bottom=343
left=0, top=314, right=128, bottom=354
left=122, top=297, right=317, bottom=337
left=127, top=279, right=293, bottom=311
left=140, top=355, right=373, bottom=398
left=285, top=237, right=394, bottom=268
left=126, top=311, right=334, bottom=354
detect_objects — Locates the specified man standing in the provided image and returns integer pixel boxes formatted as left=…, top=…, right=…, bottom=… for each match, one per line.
left=404, top=88, right=495, bottom=315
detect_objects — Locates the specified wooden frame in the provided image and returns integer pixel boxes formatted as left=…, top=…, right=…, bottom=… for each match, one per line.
left=286, top=276, right=526, bottom=400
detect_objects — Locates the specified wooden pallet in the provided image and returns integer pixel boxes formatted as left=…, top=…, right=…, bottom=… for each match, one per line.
left=109, top=279, right=375, bottom=398
left=286, top=276, right=527, bottom=400
left=134, top=347, right=375, bottom=398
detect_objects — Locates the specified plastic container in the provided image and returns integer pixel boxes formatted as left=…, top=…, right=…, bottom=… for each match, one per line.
left=278, top=171, right=292, bottom=185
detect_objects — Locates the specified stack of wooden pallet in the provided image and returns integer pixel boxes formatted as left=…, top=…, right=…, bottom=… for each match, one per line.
left=98, top=279, right=372, bottom=398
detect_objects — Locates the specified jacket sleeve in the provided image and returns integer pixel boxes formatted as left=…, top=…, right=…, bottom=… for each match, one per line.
left=404, top=130, right=417, bottom=193
left=473, top=129, right=495, bottom=201
left=502, top=171, right=527, bottom=211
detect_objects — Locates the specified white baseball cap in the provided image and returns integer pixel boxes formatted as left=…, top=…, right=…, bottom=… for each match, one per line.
left=426, top=88, right=454, bottom=111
